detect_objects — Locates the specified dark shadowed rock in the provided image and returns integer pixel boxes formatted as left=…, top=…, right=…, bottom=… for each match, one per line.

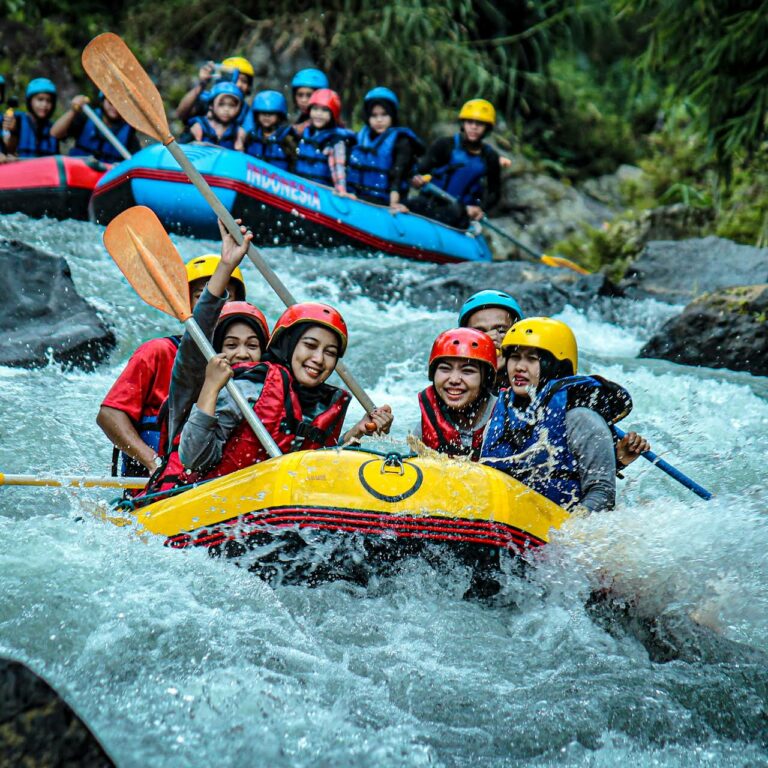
left=337, top=259, right=622, bottom=317
left=0, top=239, right=115, bottom=369
left=639, top=284, right=768, bottom=376
left=622, top=236, right=768, bottom=303
left=0, top=657, right=115, bottom=767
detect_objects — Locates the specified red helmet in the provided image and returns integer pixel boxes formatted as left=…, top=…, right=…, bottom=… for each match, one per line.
left=269, top=302, right=348, bottom=356
left=308, top=88, right=342, bottom=124
left=428, top=328, right=498, bottom=381
left=213, top=301, right=270, bottom=351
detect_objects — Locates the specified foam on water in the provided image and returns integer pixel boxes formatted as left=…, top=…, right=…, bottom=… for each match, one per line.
left=1, top=214, right=767, bottom=767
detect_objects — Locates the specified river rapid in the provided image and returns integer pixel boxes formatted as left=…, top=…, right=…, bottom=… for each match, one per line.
left=1, top=212, right=767, bottom=767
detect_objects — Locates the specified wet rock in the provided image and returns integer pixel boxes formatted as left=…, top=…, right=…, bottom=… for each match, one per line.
left=639, top=284, right=768, bottom=376
left=621, top=235, right=766, bottom=303
left=338, top=259, right=622, bottom=317
left=0, top=239, right=115, bottom=369
left=580, top=164, right=645, bottom=208
left=0, top=657, right=115, bottom=767
left=494, top=173, right=613, bottom=256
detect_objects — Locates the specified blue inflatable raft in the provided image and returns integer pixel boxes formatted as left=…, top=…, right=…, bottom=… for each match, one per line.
left=90, top=144, right=493, bottom=263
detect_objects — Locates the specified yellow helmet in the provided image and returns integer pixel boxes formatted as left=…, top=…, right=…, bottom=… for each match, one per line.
left=221, top=56, right=255, bottom=78
left=501, top=317, right=578, bottom=374
left=458, top=99, right=496, bottom=127
left=185, top=255, right=246, bottom=300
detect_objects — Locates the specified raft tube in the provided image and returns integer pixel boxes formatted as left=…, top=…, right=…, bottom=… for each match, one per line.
left=0, top=155, right=108, bottom=220
left=118, top=447, right=568, bottom=573
left=90, top=144, right=493, bottom=263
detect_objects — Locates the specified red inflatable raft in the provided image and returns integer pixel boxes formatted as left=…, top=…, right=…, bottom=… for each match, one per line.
left=0, top=155, right=108, bottom=221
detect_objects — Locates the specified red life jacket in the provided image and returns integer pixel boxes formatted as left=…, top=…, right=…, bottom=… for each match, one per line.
left=141, top=361, right=350, bottom=497
left=418, top=385, right=485, bottom=462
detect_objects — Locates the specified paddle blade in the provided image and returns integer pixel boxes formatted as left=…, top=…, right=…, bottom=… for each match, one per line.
left=82, top=33, right=170, bottom=143
left=540, top=254, right=591, bottom=275
left=104, top=206, right=191, bottom=321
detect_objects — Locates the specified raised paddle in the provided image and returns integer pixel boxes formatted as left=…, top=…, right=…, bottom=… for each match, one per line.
left=82, top=103, right=132, bottom=160
left=613, top=426, right=713, bottom=500
left=82, top=33, right=378, bottom=418
left=103, top=205, right=282, bottom=459
left=420, top=177, right=590, bottom=275
left=0, top=473, right=146, bottom=489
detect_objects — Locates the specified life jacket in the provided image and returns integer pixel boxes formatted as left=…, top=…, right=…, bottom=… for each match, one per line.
left=431, top=133, right=490, bottom=207
left=295, top=125, right=355, bottom=186
left=188, top=115, right=239, bottom=149
left=480, top=375, right=632, bottom=508
left=69, top=108, right=134, bottom=163
left=417, top=386, right=487, bottom=462
left=15, top=111, right=59, bottom=158
left=347, top=126, right=422, bottom=204
left=111, top=335, right=181, bottom=478
left=142, top=361, right=350, bottom=495
left=244, top=124, right=295, bottom=169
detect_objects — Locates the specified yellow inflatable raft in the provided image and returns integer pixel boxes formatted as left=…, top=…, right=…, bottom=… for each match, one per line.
left=121, top=446, right=568, bottom=556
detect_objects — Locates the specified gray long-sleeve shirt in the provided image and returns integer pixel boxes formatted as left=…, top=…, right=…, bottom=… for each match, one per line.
left=564, top=407, right=616, bottom=512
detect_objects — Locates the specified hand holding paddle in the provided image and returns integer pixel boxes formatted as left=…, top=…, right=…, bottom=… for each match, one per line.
left=103, top=205, right=282, bottom=460
left=82, top=33, right=379, bottom=422
left=82, top=103, right=132, bottom=160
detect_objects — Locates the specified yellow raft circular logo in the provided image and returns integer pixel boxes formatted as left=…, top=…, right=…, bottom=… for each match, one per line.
left=357, top=458, right=424, bottom=503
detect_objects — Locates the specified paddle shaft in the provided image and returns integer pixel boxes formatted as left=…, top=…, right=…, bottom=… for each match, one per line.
left=421, top=180, right=588, bottom=274
left=82, top=104, right=132, bottom=160
left=0, top=473, right=146, bottom=489
left=613, top=427, right=712, bottom=500
left=182, top=315, right=282, bottom=459
left=164, top=140, right=378, bottom=415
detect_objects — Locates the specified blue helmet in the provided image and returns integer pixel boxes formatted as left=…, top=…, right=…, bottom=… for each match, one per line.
left=26, top=77, right=57, bottom=108
left=209, top=81, right=243, bottom=105
left=291, top=68, right=329, bottom=90
left=457, top=290, right=524, bottom=327
left=364, top=86, right=399, bottom=111
left=252, top=90, right=288, bottom=117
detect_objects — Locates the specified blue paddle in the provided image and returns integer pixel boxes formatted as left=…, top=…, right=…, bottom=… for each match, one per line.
left=614, top=426, right=712, bottom=500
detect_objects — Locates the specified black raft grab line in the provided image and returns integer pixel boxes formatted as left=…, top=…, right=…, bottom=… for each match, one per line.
left=357, top=459, right=424, bottom=503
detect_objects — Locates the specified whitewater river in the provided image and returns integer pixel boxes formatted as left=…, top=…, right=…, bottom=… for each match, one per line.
left=1, top=213, right=766, bottom=767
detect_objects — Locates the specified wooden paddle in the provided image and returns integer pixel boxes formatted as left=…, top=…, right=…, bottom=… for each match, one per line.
left=82, top=33, right=378, bottom=418
left=103, top=205, right=282, bottom=459
left=0, top=472, right=146, bottom=489
left=82, top=103, right=132, bottom=160
left=420, top=177, right=590, bottom=275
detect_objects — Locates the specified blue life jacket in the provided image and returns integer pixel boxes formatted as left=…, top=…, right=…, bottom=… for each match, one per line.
left=295, top=125, right=355, bottom=186
left=15, top=111, right=59, bottom=158
left=188, top=116, right=239, bottom=149
left=431, top=133, right=488, bottom=206
left=69, top=108, right=134, bottom=163
left=245, top=124, right=295, bottom=169
left=481, top=375, right=632, bottom=508
left=347, top=126, right=423, bottom=204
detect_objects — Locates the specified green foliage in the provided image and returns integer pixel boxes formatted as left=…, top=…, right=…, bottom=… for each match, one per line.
left=620, top=0, right=768, bottom=176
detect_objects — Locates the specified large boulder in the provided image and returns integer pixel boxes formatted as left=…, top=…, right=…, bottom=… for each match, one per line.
left=337, top=259, right=621, bottom=317
left=492, top=173, right=614, bottom=257
left=0, top=657, right=115, bottom=766
left=639, top=284, right=768, bottom=376
left=621, top=236, right=768, bottom=303
left=0, top=239, right=115, bottom=369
